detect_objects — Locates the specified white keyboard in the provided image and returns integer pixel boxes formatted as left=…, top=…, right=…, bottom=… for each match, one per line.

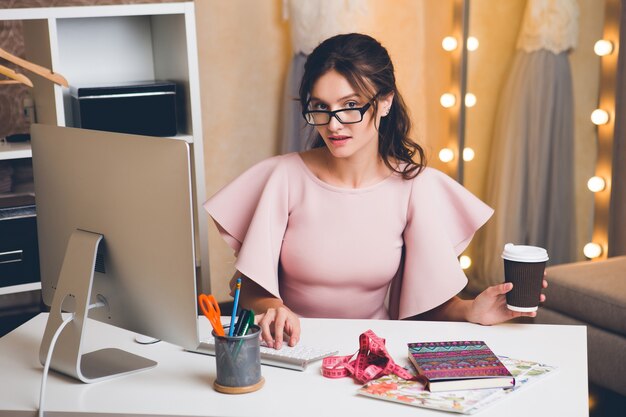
left=188, top=339, right=338, bottom=371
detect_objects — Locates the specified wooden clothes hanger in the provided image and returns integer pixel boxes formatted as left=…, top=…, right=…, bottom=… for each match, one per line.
left=0, top=47, right=68, bottom=88
left=0, top=63, right=33, bottom=87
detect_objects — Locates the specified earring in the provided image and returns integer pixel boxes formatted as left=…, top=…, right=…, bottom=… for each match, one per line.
left=384, top=108, right=390, bottom=116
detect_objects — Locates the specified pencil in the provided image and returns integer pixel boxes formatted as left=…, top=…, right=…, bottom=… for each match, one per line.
left=229, top=278, right=242, bottom=337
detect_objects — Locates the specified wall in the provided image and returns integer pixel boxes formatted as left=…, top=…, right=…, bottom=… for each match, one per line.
left=366, top=0, right=455, bottom=173
left=464, top=0, right=527, bottom=200
left=0, top=19, right=29, bottom=138
left=194, top=0, right=290, bottom=299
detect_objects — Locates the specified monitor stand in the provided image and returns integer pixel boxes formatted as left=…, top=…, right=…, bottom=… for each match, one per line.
left=39, top=229, right=157, bottom=383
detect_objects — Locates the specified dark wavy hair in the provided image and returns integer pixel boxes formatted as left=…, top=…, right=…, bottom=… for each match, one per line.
left=299, top=33, right=426, bottom=179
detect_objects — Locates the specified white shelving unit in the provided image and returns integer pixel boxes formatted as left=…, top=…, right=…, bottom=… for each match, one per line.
left=0, top=2, right=211, bottom=294
left=0, top=141, right=32, bottom=161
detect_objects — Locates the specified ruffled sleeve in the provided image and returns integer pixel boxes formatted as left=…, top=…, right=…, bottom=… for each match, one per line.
left=388, top=168, right=494, bottom=320
left=203, top=156, right=289, bottom=300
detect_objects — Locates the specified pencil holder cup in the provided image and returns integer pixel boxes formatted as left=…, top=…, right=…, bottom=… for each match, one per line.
left=212, top=325, right=264, bottom=394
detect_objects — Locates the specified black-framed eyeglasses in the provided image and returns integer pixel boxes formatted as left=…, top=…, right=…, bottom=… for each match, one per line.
left=302, top=97, right=377, bottom=126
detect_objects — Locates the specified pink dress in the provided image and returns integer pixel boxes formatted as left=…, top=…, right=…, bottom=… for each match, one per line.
left=204, top=153, right=493, bottom=320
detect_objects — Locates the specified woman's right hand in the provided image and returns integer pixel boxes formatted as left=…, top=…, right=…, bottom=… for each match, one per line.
left=233, top=272, right=301, bottom=349
left=256, top=304, right=300, bottom=349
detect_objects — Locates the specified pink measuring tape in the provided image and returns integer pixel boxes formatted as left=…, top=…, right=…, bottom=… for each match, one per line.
left=321, top=330, right=415, bottom=383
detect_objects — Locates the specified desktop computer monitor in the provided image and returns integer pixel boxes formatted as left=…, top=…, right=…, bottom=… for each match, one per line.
left=31, top=124, right=200, bottom=383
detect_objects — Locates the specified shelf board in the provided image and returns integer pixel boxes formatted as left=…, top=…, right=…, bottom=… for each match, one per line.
left=0, top=282, right=41, bottom=296
left=0, top=2, right=191, bottom=21
left=0, top=141, right=32, bottom=161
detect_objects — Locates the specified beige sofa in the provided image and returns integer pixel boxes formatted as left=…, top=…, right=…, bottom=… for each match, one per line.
left=533, top=256, right=626, bottom=396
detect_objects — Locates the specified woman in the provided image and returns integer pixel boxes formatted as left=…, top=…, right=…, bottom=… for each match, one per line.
left=204, top=33, right=547, bottom=349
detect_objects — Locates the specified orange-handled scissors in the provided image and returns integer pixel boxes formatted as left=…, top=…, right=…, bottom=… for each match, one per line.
left=198, top=294, right=225, bottom=337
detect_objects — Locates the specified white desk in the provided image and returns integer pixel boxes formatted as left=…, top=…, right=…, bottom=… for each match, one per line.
left=0, top=314, right=588, bottom=417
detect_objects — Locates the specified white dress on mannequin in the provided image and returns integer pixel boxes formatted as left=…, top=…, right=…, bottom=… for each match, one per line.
left=280, top=0, right=369, bottom=153
left=474, top=0, right=579, bottom=291
left=516, top=0, right=579, bottom=54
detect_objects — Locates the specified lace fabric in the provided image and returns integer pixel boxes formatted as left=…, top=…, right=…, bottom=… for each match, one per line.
left=516, top=0, right=579, bottom=54
left=283, top=0, right=369, bottom=55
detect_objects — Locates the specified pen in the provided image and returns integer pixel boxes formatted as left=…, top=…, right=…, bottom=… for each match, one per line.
left=233, top=310, right=255, bottom=358
left=238, top=310, right=254, bottom=336
left=234, top=309, right=250, bottom=336
left=229, top=277, right=242, bottom=337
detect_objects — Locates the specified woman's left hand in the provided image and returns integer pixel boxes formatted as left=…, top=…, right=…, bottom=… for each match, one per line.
left=466, top=277, right=548, bottom=325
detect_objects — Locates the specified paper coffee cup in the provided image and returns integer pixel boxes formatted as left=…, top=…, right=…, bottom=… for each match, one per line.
left=501, top=243, right=549, bottom=312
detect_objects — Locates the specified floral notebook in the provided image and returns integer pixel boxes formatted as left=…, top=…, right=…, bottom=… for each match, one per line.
left=357, top=357, right=556, bottom=414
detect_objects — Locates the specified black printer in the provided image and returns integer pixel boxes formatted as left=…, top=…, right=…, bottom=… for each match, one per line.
left=71, top=80, right=178, bottom=137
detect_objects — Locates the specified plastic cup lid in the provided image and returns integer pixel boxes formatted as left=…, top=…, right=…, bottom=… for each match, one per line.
left=501, top=243, right=549, bottom=262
